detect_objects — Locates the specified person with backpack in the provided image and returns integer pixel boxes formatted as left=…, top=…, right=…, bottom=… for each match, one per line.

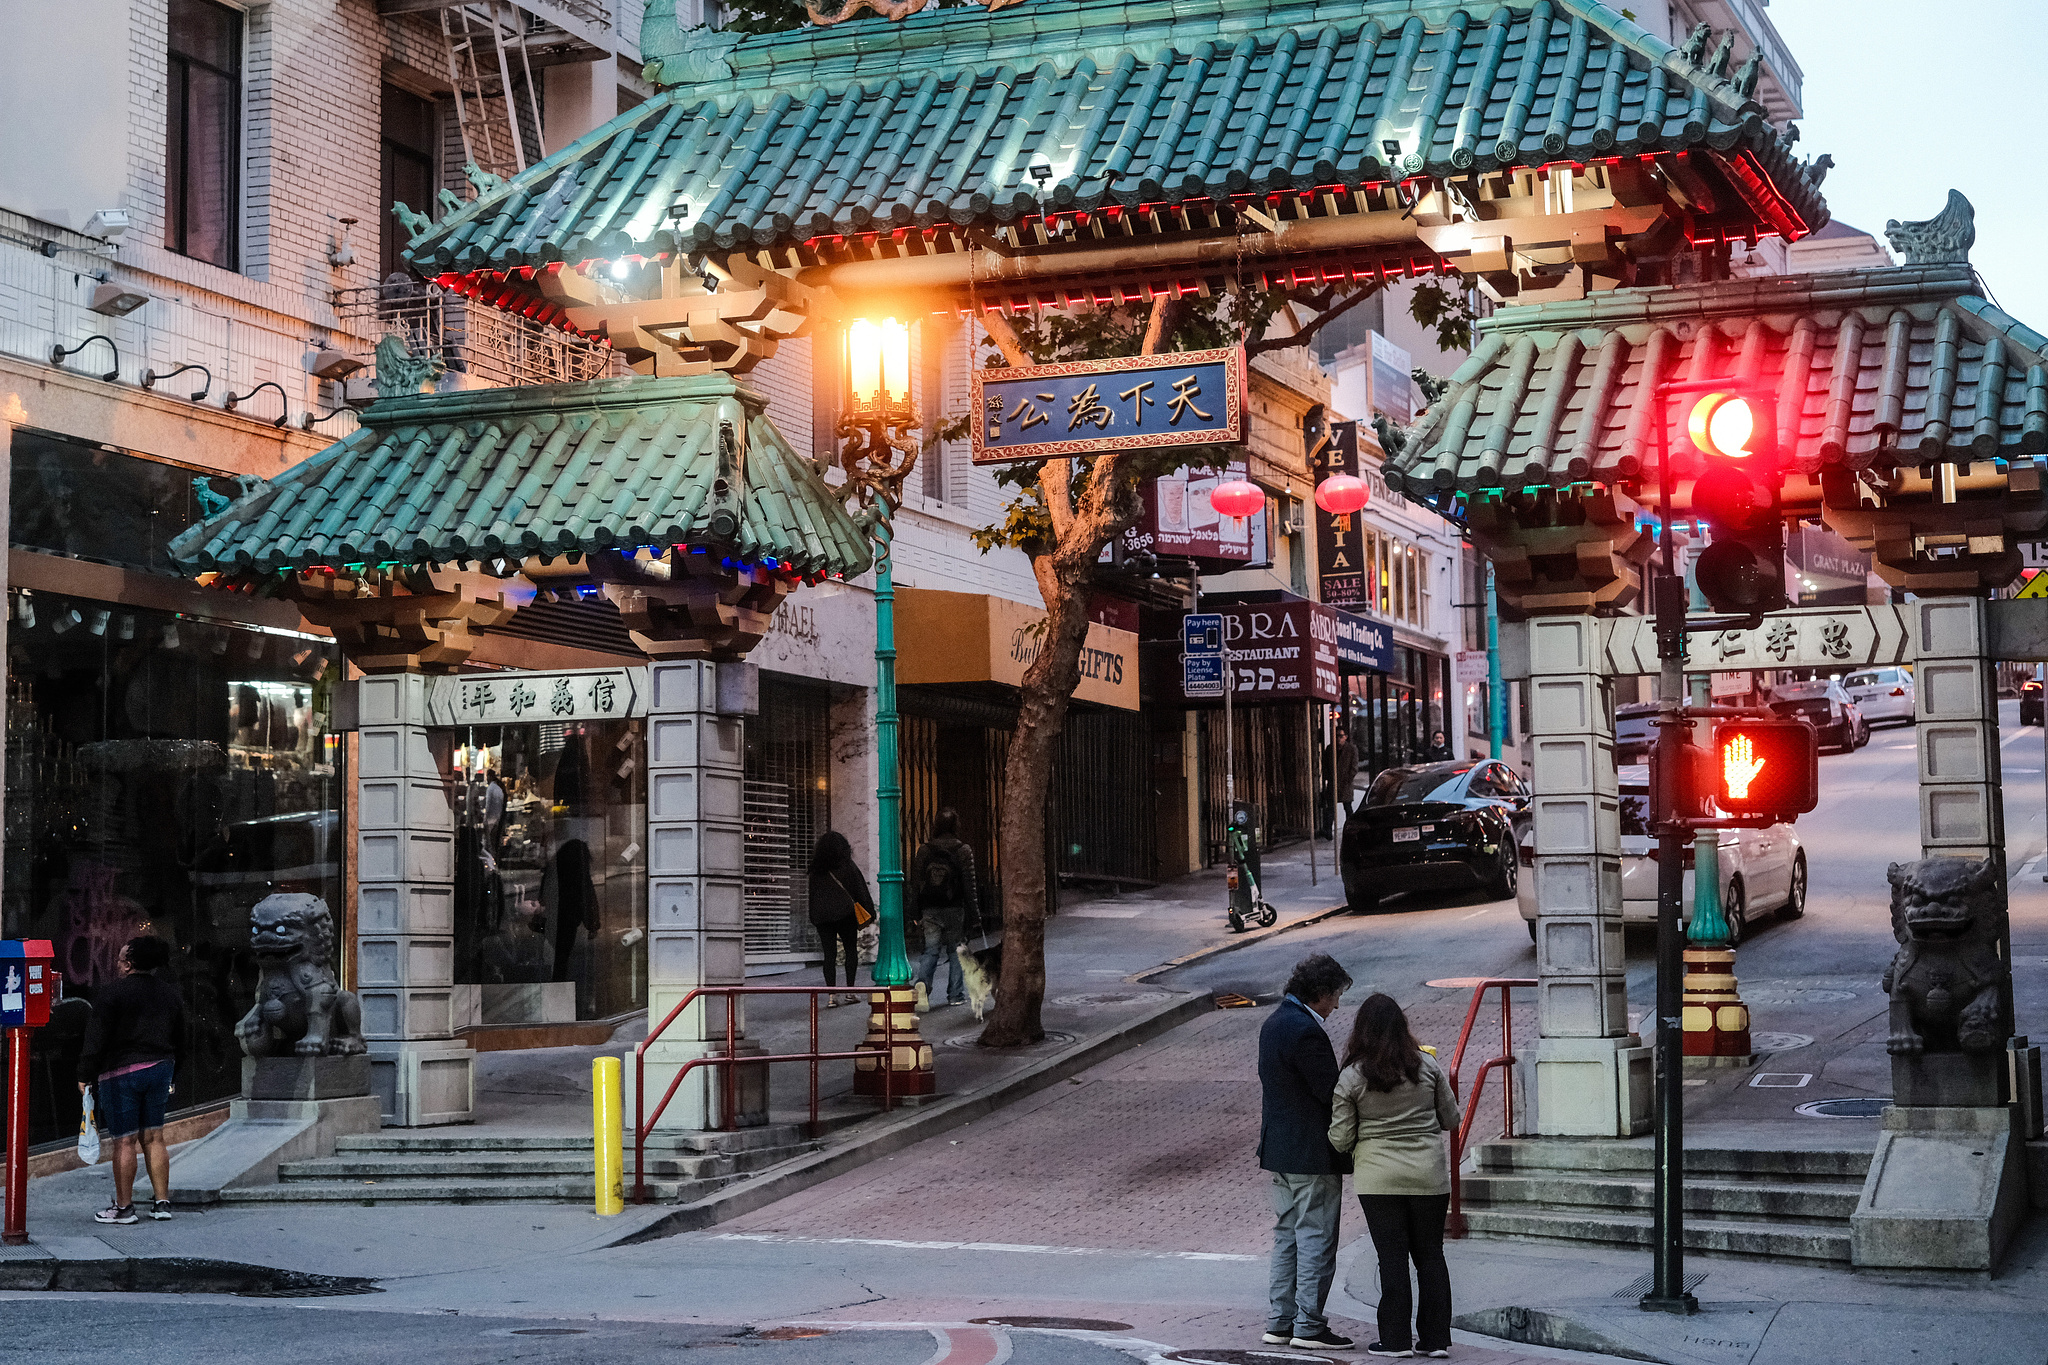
left=75, top=935, right=185, bottom=1225
left=909, top=808, right=977, bottom=1013
left=807, top=830, right=873, bottom=1006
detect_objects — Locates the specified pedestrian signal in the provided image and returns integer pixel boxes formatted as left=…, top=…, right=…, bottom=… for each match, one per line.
left=1688, top=389, right=1788, bottom=616
left=1711, top=720, right=1818, bottom=817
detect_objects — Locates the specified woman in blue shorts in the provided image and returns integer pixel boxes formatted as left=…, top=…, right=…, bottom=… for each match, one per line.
left=75, top=936, right=185, bottom=1225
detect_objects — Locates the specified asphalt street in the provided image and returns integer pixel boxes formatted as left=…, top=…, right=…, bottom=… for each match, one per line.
left=10, top=702, right=2045, bottom=1364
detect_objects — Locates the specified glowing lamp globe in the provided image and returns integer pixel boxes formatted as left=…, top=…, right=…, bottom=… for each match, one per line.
left=1314, top=474, right=1369, bottom=516
left=1209, top=479, right=1266, bottom=519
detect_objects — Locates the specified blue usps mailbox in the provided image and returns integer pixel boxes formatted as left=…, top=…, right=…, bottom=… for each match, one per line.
left=1, top=940, right=57, bottom=1029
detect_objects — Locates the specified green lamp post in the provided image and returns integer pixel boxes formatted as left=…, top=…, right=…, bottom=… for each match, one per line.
left=837, top=315, right=934, bottom=1098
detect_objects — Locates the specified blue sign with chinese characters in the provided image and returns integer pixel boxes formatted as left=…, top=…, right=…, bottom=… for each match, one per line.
left=971, top=346, right=1245, bottom=465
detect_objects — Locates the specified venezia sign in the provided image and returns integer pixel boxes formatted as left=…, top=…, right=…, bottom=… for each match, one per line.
left=970, top=346, right=1245, bottom=464
left=426, top=667, right=648, bottom=726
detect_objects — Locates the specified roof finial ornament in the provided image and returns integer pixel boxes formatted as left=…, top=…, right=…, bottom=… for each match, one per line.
left=373, top=334, right=446, bottom=401
left=1707, top=30, right=1736, bottom=79
left=1804, top=152, right=1834, bottom=187
left=464, top=163, right=505, bottom=200
left=1678, top=22, right=1713, bottom=66
left=1732, top=51, right=1762, bottom=98
left=1886, top=190, right=1976, bottom=265
left=391, top=201, right=432, bottom=241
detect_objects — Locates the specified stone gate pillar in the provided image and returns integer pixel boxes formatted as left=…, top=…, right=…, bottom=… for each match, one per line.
left=641, top=659, right=762, bottom=1129
left=1514, top=616, right=1652, bottom=1136
left=354, top=673, right=472, bottom=1127
left=1914, top=597, right=2005, bottom=863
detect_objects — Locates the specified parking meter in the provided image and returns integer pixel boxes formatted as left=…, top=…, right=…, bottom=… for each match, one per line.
left=0, top=940, right=56, bottom=1028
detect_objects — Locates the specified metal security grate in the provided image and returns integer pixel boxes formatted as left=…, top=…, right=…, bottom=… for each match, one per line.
left=1612, top=1271, right=1707, bottom=1298
left=741, top=681, right=834, bottom=958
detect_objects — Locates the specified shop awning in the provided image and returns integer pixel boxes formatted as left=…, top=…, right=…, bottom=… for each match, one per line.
left=1385, top=260, right=2048, bottom=499
left=896, top=588, right=1137, bottom=711
left=168, top=374, right=872, bottom=581
left=400, top=0, right=1824, bottom=275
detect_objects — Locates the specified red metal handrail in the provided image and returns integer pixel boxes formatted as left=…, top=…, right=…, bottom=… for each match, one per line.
left=632, top=985, right=898, bottom=1205
left=1445, top=977, right=1535, bottom=1238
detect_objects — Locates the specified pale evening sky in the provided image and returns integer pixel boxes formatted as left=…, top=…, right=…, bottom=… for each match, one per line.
left=1767, top=0, right=2048, bottom=328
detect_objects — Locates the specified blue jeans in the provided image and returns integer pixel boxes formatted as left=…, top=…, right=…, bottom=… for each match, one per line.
left=98, top=1059, right=174, bottom=1139
left=914, top=925, right=964, bottom=1004
left=1268, top=1172, right=1343, bottom=1337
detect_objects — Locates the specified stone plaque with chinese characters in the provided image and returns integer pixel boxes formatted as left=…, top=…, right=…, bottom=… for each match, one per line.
left=969, top=346, right=1245, bottom=464
left=1599, top=607, right=1910, bottom=677
left=426, top=667, right=649, bottom=726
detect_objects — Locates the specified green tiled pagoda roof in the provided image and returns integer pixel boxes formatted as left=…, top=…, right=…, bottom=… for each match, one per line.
left=1383, top=263, right=2048, bottom=498
left=168, top=375, right=872, bottom=578
left=402, top=0, right=1823, bottom=274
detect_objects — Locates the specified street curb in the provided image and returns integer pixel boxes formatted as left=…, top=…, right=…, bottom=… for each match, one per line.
left=607, top=988, right=1214, bottom=1246
left=1124, top=902, right=1351, bottom=983
left=0, top=1251, right=380, bottom=1296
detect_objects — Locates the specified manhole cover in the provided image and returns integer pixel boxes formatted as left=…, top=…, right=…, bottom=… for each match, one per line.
left=1797, top=1097, right=1891, bottom=1118
left=1162, top=1352, right=1331, bottom=1365
left=511, top=1328, right=590, bottom=1336
left=970, top=1317, right=1132, bottom=1331
left=943, top=1030, right=1078, bottom=1049
left=1752, top=1031, right=1814, bottom=1052
left=754, top=1327, right=832, bottom=1340
left=1744, top=989, right=1856, bottom=1004
left=1049, top=992, right=1168, bottom=1007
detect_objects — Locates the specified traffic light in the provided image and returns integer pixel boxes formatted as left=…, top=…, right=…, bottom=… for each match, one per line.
left=1688, top=389, right=1788, bottom=615
left=1712, top=720, right=1819, bottom=817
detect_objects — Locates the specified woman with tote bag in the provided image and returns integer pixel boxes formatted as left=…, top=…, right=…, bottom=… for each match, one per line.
left=806, top=831, right=874, bottom=1006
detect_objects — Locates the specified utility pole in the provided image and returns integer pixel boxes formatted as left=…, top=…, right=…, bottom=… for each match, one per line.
left=1486, top=560, right=1504, bottom=760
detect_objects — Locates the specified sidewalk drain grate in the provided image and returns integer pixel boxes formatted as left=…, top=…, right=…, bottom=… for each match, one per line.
left=237, top=1281, right=383, bottom=1299
left=510, top=1328, right=589, bottom=1336
left=1612, top=1271, right=1707, bottom=1298
left=970, top=1317, right=1131, bottom=1331
left=1213, top=993, right=1257, bottom=1009
left=753, top=1328, right=832, bottom=1339
left=1797, top=1096, right=1890, bottom=1118
left=1162, top=1352, right=1331, bottom=1364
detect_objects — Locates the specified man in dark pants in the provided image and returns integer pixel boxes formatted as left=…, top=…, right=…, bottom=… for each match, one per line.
left=1258, top=952, right=1356, bottom=1351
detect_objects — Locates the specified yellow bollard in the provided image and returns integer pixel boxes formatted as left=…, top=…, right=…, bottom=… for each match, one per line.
left=592, top=1055, right=623, bottom=1216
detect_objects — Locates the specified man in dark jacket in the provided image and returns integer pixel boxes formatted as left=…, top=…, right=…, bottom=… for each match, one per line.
left=1258, top=951, right=1355, bottom=1351
left=909, top=808, right=978, bottom=1012
left=75, top=935, right=185, bottom=1225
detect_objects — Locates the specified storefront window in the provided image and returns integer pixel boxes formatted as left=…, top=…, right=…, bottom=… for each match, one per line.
left=10, top=427, right=239, bottom=574
left=432, top=720, right=646, bottom=1023
left=4, top=595, right=342, bottom=1146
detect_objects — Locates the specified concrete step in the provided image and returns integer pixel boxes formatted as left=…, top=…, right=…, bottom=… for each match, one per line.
left=217, top=1174, right=742, bottom=1205
left=1461, top=1172, right=1861, bottom=1224
left=279, top=1152, right=742, bottom=1181
left=1470, top=1139, right=1871, bottom=1181
left=1459, top=1207, right=1851, bottom=1264
left=333, top=1123, right=822, bottom=1157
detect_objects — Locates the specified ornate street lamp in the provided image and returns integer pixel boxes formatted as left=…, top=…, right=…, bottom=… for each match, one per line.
left=834, top=314, right=936, bottom=1099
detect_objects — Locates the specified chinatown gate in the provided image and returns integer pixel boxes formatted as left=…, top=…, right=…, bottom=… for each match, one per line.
left=167, top=0, right=2037, bottom=1256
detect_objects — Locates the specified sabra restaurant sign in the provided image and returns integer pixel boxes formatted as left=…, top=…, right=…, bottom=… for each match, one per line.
left=970, top=346, right=1246, bottom=465
left=1180, top=599, right=1340, bottom=705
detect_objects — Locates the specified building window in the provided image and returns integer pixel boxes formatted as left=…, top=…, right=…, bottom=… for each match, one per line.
left=165, top=0, right=241, bottom=269
left=381, top=86, right=438, bottom=279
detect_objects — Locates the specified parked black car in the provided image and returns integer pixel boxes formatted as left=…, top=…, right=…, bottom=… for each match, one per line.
left=2022, top=673, right=2043, bottom=726
left=1766, top=678, right=1868, bottom=752
left=1339, top=760, right=1527, bottom=913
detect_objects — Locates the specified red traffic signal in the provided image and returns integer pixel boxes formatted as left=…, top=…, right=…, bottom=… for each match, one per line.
left=1687, top=389, right=1789, bottom=616
left=1712, top=720, right=1819, bottom=817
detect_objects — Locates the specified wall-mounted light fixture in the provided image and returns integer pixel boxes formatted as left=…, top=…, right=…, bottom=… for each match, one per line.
left=142, top=362, right=213, bottom=402
left=298, top=405, right=353, bottom=431
left=224, top=380, right=292, bottom=428
left=89, top=281, right=149, bottom=317
left=50, top=334, right=120, bottom=382
left=306, top=348, right=364, bottom=381
left=83, top=209, right=130, bottom=240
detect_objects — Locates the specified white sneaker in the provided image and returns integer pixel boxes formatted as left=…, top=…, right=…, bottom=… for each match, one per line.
left=912, top=983, right=930, bottom=1014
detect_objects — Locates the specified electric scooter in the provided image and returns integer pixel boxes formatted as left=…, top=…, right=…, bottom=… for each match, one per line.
left=1225, top=804, right=1278, bottom=933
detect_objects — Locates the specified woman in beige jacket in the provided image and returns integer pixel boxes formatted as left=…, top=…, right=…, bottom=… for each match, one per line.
left=1328, top=993, right=1459, bottom=1359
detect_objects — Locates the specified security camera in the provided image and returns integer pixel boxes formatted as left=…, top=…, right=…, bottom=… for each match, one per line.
left=84, top=209, right=130, bottom=240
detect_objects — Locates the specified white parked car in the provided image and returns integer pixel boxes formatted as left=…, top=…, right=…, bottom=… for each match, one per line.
left=1843, top=666, right=1915, bottom=727
left=1516, top=766, right=1806, bottom=944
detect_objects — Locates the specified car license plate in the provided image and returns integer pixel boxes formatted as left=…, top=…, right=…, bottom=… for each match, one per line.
left=1392, top=827, right=1421, bottom=843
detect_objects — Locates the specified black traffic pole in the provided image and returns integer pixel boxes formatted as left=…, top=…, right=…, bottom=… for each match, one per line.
left=1643, top=380, right=1698, bottom=1315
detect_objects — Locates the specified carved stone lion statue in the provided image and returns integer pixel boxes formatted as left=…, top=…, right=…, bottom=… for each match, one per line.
left=236, top=893, right=368, bottom=1058
left=1881, top=857, right=2010, bottom=1055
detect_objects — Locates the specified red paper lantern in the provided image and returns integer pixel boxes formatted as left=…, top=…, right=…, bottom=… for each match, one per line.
left=1209, top=478, right=1266, bottom=519
left=1314, top=474, right=1370, bottom=516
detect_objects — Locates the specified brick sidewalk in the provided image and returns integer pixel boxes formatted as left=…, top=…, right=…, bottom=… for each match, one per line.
left=727, top=996, right=1582, bottom=1362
